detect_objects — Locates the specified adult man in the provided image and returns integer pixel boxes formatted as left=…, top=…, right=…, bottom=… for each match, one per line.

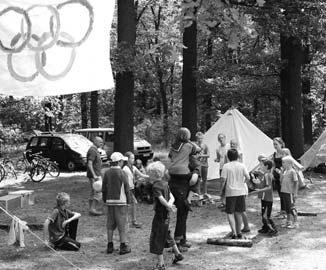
left=87, top=136, right=104, bottom=215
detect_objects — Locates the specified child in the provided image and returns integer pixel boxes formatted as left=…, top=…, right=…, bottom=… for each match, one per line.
left=148, top=161, right=184, bottom=270
left=250, top=160, right=278, bottom=236
left=123, top=151, right=149, bottom=228
left=280, top=156, right=299, bottom=229
left=102, top=152, right=131, bottom=255
left=43, top=192, right=81, bottom=251
left=186, top=154, right=201, bottom=208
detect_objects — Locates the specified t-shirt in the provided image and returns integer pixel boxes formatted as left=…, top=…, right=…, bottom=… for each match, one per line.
left=102, top=167, right=130, bottom=205
left=123, top=165, right=145, bottom=190
left=48, top=207, right=73, bottom=243
left=281, top=169, right=298, bottom=194
left=221, top=161, right=249, bottom=197
left=197, top=143, right=209, bottom=167
left=258, top=172, right=273, bottom=202
left=216, top=143, right=230, bottom=170
left=86, top=145, right=102, bottom=178
left=152, top=180, right=170, bottom=216
left=169, top=142, right=197, bottom=175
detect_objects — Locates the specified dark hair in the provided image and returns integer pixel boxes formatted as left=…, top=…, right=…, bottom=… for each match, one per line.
left=153, top=157, right=161, bottom=162
left=227, top=149, right=238, bottom=161
left=263, top=160, right=273, bottom=170
left=175, top=127, right=191, bottom=143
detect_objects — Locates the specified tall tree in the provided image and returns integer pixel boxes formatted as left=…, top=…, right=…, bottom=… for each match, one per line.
left=114, top=0, right=136, bottom=153
left=80, top=93, right=88, bottom=128
left=182, top=0, right=199, bottom=139
left=90, top=91, right=99, bottom=128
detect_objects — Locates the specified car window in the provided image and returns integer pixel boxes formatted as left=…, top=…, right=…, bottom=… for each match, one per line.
left=52, top=138, right=64, bottom=150
left=39, top=137, right=49, bottom=147
left=29, top=137, right=38, bottom=147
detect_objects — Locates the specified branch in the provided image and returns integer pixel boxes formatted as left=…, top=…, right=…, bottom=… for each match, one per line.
left=136, top=0, right=156, bottom=23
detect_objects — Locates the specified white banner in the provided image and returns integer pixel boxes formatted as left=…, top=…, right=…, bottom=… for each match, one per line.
left=0, top=0, right=115, bottom=96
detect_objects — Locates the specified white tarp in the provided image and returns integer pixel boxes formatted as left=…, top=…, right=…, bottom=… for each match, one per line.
left=0, top=0, right=114, bottom=96
left=203, top=108, right=275, bottom=180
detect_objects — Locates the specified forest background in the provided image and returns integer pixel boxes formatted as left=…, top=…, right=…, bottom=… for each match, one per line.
left=1, top=0, right=326, bottom=159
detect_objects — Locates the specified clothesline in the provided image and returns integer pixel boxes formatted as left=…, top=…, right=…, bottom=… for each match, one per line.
left=0, top=205, right=82, bottom=270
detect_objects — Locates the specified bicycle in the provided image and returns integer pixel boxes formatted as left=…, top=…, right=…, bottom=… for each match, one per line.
left=0, top=157, right=17, bottom=182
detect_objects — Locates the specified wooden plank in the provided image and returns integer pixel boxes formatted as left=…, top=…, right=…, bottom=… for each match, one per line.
left=297, top=212, right=317, bottom=216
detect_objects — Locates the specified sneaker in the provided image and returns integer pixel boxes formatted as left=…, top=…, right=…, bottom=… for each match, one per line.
left=153, top=264, right=165, bottom=270
left=172, top=253, right=184, bottom=264
left=281, top=222, right=291, bottom=228
left=179, top=240, right=191, bottom=248
left=241, top=228, right=251, bottom=233
left=106, top=242, right=114, bottom=254
left=231, top=234, right=237, bottom=239
left=89, top=209, right=103, bottom=216
left=237, top=233, right=243, bottom=239
left=225, top=231, right=234, bottom=238
left=258, top=228, right=269, bottom=234
left=268, top=230, right=278, bottom=237
left=132, top=221, right=142, bottom=229
left=119, top=244, right=131, bottom=255
left=287, top=222, right=299, bottom=229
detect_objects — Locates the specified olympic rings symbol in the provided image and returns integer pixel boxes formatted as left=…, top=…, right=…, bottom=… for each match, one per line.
left=0, top=0, right=94, bottom=82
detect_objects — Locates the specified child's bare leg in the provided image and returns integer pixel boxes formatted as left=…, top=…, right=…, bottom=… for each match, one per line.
left=172, top=243, right=182, bottom=256
left=227, top=214, right=237, bottom=235
left=107, top=229, right=114, bottom=243
left=234, top=212, right=243, bottom=235
left=156, top=254, right=164, bottom=266
left=241, top=212, right=250, bottom=230
left=286, top=213, right=291, bottom=223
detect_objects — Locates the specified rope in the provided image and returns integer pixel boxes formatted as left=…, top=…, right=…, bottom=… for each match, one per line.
left=0, top=205, right=82, bottom=270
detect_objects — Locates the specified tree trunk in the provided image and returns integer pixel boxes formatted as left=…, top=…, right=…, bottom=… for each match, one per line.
left=280, top=35, right=304, bottom=158
left=204, top=37, right=212, bottom=131
left=114, top=0, right=136, bottom=153
left=90, top=91, right=99, bottom=128
left=182, top=10, right=197, bottom=139
left=302, top=46, right=313, bottom=146
left=80, top=93, right=88, bottom=128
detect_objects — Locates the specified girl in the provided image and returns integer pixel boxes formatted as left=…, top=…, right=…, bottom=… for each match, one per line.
left=123, top=151, right=149, bottom=228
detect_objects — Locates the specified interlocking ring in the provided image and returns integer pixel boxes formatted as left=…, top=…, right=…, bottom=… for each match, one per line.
left=0, top=6, right=31, bottom=54
left=0, top=0, right=93, bottom=82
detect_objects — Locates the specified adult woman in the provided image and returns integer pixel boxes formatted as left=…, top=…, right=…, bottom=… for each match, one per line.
left=168, top=127, right=199, bottom=249
left=272, top=137, right=286, bottom=216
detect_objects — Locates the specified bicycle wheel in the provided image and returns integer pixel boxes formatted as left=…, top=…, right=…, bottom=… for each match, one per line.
left=48, top=163, right=60, bottom=177
left=30, top=165, right=46, bottom=182
left=16, top=159, right=27, bottom=172
left=0, top=164, right=5, bottom=181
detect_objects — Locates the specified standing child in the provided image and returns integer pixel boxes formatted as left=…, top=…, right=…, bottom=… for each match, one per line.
left=123, top=152, right=149, bottom=228
left=102, top=152, right=131, bottom=255
left=280, top=156, right=299, bottom=229
left=250, top=160, right=278, bottom=236
left=43, top=192, right=81, bottom=251
left=148, top=161, right=184, bottom=270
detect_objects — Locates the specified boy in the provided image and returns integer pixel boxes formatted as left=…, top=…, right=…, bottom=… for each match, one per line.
left=221, top=149, right=250, bottom=239
left=148, top=161, right=184, bottom=270
left=43, top=192, right=81, bottom=251
left=280, top=156, right=299, bottom=229
left=195, top=132, right=210, bottom=197
left=250, top=160, right=278, bottom=236
left=102, top=152, right=131, bottom=255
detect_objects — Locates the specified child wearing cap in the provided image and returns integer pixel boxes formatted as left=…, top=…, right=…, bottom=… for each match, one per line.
left=102, top=152, right=131, bottom=255
left=280, top=156, right=299, bottom=229
left=148, top=161, right=184, bottom=270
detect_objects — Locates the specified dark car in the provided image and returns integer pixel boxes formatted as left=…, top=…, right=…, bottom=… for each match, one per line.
left=26, top=133, right=107, bottom=171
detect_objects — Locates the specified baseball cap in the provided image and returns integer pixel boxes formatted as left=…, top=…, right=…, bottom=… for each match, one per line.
left=110, top=152, right=128, bottom=162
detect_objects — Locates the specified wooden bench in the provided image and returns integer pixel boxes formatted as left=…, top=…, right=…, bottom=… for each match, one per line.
left=8, top=190, right=35, bottom=208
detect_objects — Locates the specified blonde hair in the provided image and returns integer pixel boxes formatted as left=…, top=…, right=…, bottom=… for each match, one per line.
left=56, top=192, right=70, bottom=207
left=282, top=156, right=293, bottom=165
left=146, top=161, right=166, bottom=180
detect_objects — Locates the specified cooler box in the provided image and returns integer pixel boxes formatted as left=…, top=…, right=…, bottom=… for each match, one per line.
left=0, top=194, right=22, bottom=211
left=8, top=190, right=35, bottom=208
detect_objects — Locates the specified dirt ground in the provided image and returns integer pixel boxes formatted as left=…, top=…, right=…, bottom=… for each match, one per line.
left=1, top=171, right=326, bottom=270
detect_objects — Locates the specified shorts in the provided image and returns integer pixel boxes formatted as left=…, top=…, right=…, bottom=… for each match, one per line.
left=225, top=195, right=246, bottom=214
left=149, top=212, right=175, bottom=255
left=280, top=192, right=295, bottom=214
left=106, top=205, right=127, bottom=231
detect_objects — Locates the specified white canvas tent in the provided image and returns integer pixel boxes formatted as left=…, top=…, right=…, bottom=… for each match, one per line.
left=299, top=130, right=326, bottom=170
left=203, top=108, right=275, bottom=180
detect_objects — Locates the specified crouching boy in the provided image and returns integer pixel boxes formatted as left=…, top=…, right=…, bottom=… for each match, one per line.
left=148, top=161, right=184, bottom=270
left=43, top=192, right=81, bottom=251
left=102, top=152, right=131, bottom=255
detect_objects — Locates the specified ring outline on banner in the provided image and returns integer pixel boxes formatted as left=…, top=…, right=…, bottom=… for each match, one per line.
left=7, top=32, right=76, bottom=82
left=0, top=6, right=31, bottom=53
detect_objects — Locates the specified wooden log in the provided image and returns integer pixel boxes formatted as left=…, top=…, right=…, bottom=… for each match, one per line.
left=297, top=212, right=317, bottom=216
left=207, top=237, right=253, bottom=247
